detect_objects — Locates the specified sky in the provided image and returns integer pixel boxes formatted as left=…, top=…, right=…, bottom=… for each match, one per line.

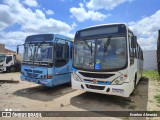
left=0, top=0, right=160, bottom=51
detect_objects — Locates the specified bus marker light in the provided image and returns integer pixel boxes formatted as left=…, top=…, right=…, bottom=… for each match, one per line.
left=47, top=74, right=53, bottom=79
left=124, top=74, right=128, bottom=77
left=93, top=79, right=97, bottom=83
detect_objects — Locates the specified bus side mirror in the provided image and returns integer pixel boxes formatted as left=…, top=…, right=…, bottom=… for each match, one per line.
left=131, top=36, right=137, bottom=48
left=17, top=46, right=19, bottom=54
left=17, top=44, right=24, bottom=54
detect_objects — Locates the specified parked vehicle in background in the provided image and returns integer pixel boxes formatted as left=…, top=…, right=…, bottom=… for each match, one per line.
left=0, top=53, right=21, bottom=72
left=72, top=23, right=143, bottom=97
left=18, top=34, right=73, bottom=87
left=157, top=30, right=160, bottom=75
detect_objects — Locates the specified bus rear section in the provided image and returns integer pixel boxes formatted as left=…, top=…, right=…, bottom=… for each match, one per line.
left=72, top=23, right=143, bottom=97
left=19, top=34, right=73, bottom=87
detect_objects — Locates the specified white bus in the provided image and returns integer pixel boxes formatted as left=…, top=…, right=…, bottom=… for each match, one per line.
left=71, top=23, right=143, bottom=97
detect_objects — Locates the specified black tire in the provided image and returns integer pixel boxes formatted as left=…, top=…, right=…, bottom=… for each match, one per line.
left=6, top=67, right=10, bottom=73
left=134, top=74, right=137, bottom=89
left=10, top=66, right=16, bottom=72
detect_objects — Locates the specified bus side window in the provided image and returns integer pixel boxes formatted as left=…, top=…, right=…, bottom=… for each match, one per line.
left=70, top=44, right=72, bottom=59
left=6, top=56, right=12, bottom=64
left=129, top=36, right=134, bottom=58
left=55, top=42, right=69, bottom=67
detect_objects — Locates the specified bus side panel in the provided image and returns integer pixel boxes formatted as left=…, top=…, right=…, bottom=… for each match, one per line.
left=52, top=59, right=72, bottom=86
left=52, top=73, right=71, bottom=86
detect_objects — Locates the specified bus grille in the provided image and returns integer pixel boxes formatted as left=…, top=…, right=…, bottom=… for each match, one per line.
left=86, top=84, right=105, bottom=90
left=79, top=72, right=114, bottom=78
left=24, top=69, right=43, bottom=78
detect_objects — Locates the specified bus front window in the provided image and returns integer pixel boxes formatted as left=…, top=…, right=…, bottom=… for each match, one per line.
left=23, top=43, right=53, bottom=64
left=34, top=44, right=53, bottom=62
left=73, top=37, right=127, bottom=70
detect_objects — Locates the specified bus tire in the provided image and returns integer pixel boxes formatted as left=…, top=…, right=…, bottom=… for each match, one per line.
left=10, top=66, right=16, bottom=72
left=6, top=67, right=10, bottom=73
left=134, top=74, right=137, bottom=89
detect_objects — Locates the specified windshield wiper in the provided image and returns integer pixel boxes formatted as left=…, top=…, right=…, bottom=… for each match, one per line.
left=29, top=43, right=34, bottom=58
left=103, top=36, right=112, bottom=60
left=84, top=41, right=93, bottom=56
left=35, top=43, right=41, bottom=56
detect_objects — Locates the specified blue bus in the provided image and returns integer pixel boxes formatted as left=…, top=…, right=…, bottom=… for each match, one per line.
left=18, top=34, right=73, bottom=87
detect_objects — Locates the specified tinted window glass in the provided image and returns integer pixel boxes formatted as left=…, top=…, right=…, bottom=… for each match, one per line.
left=6, top=56, right=12, bottom=64
left=55, top=41, right=69, bottom=67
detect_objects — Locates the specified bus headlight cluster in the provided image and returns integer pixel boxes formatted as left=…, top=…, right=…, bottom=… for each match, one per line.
left=112, top=76, right=126, bottom=85
left=72, top=72, right=82, bottom=82
left=40, top=75, right=46, bottom=78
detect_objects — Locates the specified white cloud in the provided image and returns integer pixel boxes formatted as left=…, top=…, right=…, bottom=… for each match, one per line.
left=129, top=10, right=160, bottom=50
left=71, top=22, right=77, bottom=29
left=70, top=3, right=110, bottom=22
left=0, top=0, right=74, bottom=45
left=46, top=9, right=54, bottom=15
left=23, top=0, right=38, bottom=7
left=86, top=0, right=132, bottom=10
left=0, top=31, right=31, bottom=45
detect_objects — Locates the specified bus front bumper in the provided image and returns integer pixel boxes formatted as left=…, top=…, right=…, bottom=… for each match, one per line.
left=21, top=75, right=53, bottom=87
left=71, top=78, right=132, bottom=97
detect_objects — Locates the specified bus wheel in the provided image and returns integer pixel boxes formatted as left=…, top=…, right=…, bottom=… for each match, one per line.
left=10, top=66, right=16, bottom=72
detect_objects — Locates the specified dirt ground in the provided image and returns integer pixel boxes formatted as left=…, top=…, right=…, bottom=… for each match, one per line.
left=0, top=72, right=160, bottom=120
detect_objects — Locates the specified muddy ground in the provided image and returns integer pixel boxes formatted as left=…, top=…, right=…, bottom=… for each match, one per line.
left=0, top=72, right=160, bottom=120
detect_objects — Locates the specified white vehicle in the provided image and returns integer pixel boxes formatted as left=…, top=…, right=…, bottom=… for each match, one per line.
left=0, top=54, right=21, bottom=72
left=72, top=23, right=143, bottom=97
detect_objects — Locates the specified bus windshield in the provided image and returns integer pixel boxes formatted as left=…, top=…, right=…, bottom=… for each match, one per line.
left=23, top=43, right=53, bottom=64
left=73, top=36, right=127, bottom=70
left=0, top=55, right=5, bottom=63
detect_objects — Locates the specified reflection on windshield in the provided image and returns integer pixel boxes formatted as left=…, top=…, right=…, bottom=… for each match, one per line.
left=0, top=55, right=5, bottom=63
left=34, top=45, right=52, bottom=62
left=23, top=43, right=53, bottom=64
left=23, top=44, right=35, bottom=61
left=73, top=37, right=127, bottom=70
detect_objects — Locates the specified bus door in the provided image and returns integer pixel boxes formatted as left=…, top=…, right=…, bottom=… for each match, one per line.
left=53, top=38, right=71, bottom=85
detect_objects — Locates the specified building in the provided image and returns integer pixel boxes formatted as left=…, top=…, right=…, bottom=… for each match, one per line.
left=0, top=44, right=16, bottom=54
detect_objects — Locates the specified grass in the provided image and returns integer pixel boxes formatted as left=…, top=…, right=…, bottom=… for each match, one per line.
left=144, top=71, right=160, bottom=106
left=154, top=94, right=160, bottom=105
left=143, top=70, right=160, bottom=81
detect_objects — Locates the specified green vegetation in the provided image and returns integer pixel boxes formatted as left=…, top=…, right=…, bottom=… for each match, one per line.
left=143, top=70, right=160, bottom=81
left=144, top=70, right=160, bottom=106
left=155, top=94, right=160, bottom=105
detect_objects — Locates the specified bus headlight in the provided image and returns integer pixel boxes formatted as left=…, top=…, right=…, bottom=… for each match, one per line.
left=72, top=73, right=82, bottom=82
left=112, top=76, right=126, bottom=85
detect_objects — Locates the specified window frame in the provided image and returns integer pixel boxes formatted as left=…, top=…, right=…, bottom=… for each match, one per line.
left=54, top=38, right=69, bottom=68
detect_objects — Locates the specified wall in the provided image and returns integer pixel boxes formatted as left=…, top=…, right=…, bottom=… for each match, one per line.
left=143, top=50, right=157, bottom=70
left=0, top=44, right=5, bottom=53
left=0, top=43, right=16, bottom=54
